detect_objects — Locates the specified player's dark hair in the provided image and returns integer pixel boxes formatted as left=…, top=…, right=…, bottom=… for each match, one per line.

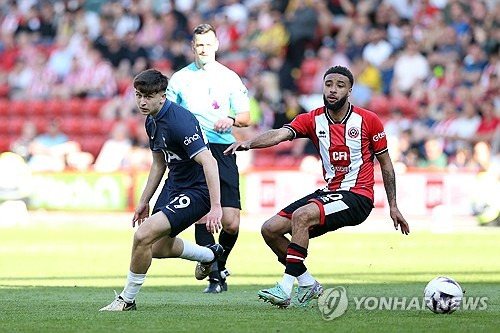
left=133, top=69, right=168, bottom=94
left=193, top=23, right=217, bottom=37
left=323, top=66, right=354, bottom=87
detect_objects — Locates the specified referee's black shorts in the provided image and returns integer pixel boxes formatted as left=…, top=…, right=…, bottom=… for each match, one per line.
left=209, top=143, right=241, bottom=209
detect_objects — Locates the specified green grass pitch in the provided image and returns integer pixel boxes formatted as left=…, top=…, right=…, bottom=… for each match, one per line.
left=0, top=218, right=499, bottom=332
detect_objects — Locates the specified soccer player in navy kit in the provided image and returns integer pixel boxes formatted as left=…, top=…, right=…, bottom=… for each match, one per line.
left=100, top=69, right=224, bottom=311
left=225, top=66, right=410, bottom=308
left=166, top=23, right=251, bottom=293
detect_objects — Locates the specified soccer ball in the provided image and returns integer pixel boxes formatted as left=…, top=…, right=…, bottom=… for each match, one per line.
left=424, top=276, right=463, bottom=314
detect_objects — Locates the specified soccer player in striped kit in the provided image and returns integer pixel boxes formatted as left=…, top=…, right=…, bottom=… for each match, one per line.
left=225, top=66, right=410, bottom=308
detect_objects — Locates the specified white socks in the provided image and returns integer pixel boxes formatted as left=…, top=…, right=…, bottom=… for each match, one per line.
left=280, top=274, right=295, bottom=295
left=279, top=271, right=316, bottom=296
left=297, top=271, right=315, bottom=286
left=120, top=271, right=146, bottom=303
left=179, top=239, right=214, bottom=262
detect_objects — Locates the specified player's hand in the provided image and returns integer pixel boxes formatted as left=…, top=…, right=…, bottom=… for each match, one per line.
left=214, top=117, right=234, bottom=133
left=205, top=204, right=223, bottom=234
left=223, top=141, right=250, bottom=155
left=390, top=206, right=410, bottom=235
left=132, top=202, right=150, bottom=228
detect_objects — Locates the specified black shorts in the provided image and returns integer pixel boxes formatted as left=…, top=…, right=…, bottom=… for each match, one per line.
left=153, top=184, right=211, bottom=237
left=210, top=143, right=241, bottom=209
left=278, top=190, right=373, bottom=238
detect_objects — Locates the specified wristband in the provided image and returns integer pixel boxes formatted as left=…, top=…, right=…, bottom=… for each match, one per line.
left=228, top=116, right=236, bottom=125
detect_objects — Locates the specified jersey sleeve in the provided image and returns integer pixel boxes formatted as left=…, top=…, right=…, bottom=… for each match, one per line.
left=173, top=115, right=209, bottom=159
left=283, top=112, right=313, bottom=140
left=229, top=73, right=250, bottom=114
left=367, top=113, right=388, bottom=155
left=165, top=72, right=181, bottom=104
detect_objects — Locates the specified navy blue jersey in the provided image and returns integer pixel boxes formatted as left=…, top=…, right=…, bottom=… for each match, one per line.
left=146, top=100, right=209, bottom=189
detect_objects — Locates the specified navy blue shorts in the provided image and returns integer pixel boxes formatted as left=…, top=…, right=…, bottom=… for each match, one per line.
left=153, top=184, right=211, bottom=237
left=278, top=190, right=373, bottom=238
left=210, top=143, right=241, bottom=209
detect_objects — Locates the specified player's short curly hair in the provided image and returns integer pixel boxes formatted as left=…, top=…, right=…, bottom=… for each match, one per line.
left=323, top=66, right=354, bottom=87
left=133, top=69, right=168, bottom=94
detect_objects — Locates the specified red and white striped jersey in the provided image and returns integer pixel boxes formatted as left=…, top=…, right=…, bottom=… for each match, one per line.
left=284, top=104, right=388, bottom=202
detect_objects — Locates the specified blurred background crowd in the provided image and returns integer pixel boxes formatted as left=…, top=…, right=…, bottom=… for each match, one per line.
left=0, top=0, right=498, bottom=174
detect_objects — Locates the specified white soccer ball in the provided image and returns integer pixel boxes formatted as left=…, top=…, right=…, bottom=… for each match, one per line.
left=424, top=276, right=463, bottom=314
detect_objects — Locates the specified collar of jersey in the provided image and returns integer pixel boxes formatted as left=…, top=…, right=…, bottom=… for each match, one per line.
left=150, top=99, right=171, bottom=121
left=325, top=103, right=353, bottom=124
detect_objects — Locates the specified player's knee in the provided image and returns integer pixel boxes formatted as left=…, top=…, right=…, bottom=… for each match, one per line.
left=133, top=228, right=153, bottom=246
left=261, top=220, right=276, bottom=240
left=223, top=223, right=239, bottom=234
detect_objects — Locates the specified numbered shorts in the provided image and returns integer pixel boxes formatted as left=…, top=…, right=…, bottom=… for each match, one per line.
left=278, top=190, right=373, bottom=238
left=210, top=143, right=241, bottom=209
left=153, top=185, right=211, bottom=237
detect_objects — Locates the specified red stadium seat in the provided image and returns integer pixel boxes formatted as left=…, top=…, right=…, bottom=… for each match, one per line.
left=31, top=100, right=46, bottom=116
left=66, top=98, right=85, bottom=115
left=368, top=95, right=390, bottom=116
left=300, top=58, right=319, bottom=77
left=0, top=135, right=11, bottom=152
left=33, top=116, right=48, bottom=133
left=8, top=100, right=28, bottom=116
left=9, top=117, right=24, bottom=135
left=46, top=99, right=65, bottom=117
left=0, top=116, right=10, bottom=134
left=0, top=83, right=9, bottom=98
left=60, top=117, right=83, bottom=135
left=84, top=99, right=105, bottom=117
left=0, top=99, right=9, bottom=116
left=81, top=136, right=107, bottom=158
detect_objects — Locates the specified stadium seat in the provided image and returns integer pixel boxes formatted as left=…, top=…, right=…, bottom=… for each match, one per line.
left=66, top=98, right=85, bottom=115
left=33, top=116, right=48, bottom=133
left=225, top=59, right=248, bottom=77
left=368, top=95, right=390, bottom=116
left=0, top=135, right=11, bottom=152
left=84, top=99, right=105, bottom=117
left=300, top=58, right=319, bottom=77
left=81, top=136, right=107, bottom=157
left=9, top=117, right=24, bottom=135
left=0, top=116, right=9, bottom=134
left=8, top=100, right=28, bottom=117
left=0, top=99, right=9, bottom=116
left=45, top=99, right=65, bottom=117
left=60, top=117, right=84, bottom=135
left=31, top=100, right=46, bottom=116
left=0, top=83, right=9, bottom=98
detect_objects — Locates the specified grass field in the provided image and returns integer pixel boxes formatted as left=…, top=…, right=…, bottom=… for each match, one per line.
left=1, top=215, right=499, bottom=333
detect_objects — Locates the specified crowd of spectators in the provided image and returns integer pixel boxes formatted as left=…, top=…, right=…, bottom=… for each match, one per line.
left=0, top=0, right=498, bottom=174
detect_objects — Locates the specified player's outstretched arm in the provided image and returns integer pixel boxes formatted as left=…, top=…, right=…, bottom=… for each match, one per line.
left=376, top=151, right=410, bottom=235
left=193, top=149, right=223, bottom=233
left=133, top=152, right=166, bottom=227
left=223, top=128, right=293, bottom=155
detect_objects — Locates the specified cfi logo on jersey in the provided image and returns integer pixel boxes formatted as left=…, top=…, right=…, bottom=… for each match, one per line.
left=347, top=127, right=360, bottom=139
left=330, top=145, right=350, bottom=168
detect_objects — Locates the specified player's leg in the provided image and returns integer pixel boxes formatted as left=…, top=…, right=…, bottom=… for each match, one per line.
left=216, top=206, right=239, bottom=290
left=100, top=211, right=172, bottom=311
left=199, top=143, right=241, bottom=293
left=258, top=203, right=321, bottom=307
left=261, top=215, right=292, bottom=265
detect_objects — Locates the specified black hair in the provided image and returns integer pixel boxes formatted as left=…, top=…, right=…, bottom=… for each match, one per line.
left=133, top=69, right=168, bottom=95
left=193, top=23, right=217, bottom=37
left=323, top=66, right=354, bottom=87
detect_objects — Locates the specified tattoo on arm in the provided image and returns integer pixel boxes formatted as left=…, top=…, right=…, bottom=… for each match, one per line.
left=381, top=167, right=396, bottom=205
